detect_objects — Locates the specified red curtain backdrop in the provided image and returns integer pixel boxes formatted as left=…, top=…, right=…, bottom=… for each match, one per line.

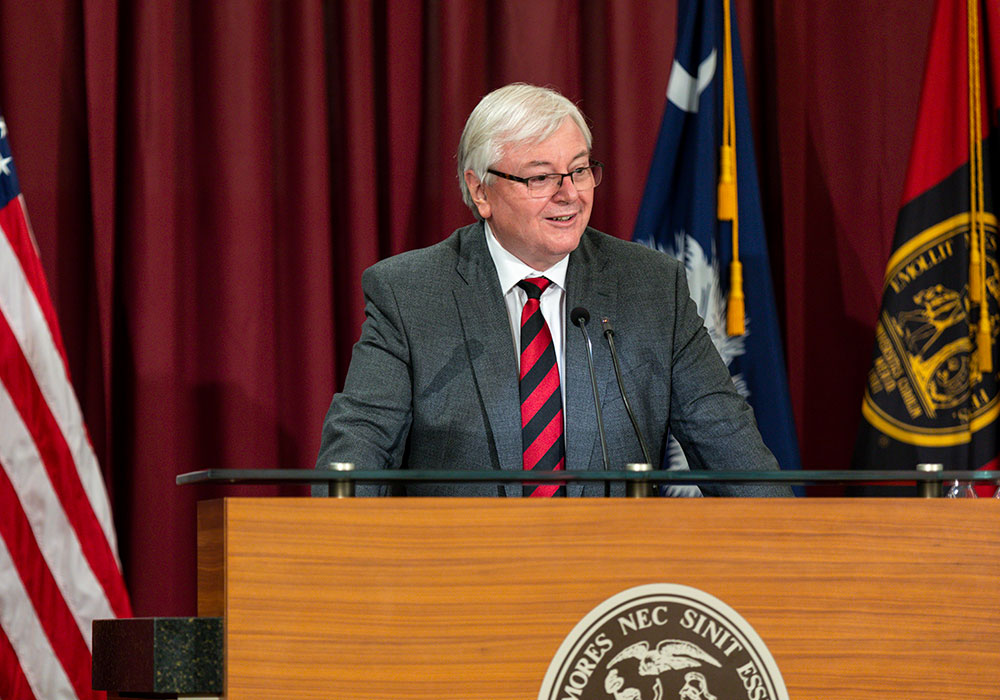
left=0, top=0, right=934, bottom=615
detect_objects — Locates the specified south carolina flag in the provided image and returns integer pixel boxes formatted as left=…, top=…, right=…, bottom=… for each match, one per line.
left=633, top=0, right=801, bottom=479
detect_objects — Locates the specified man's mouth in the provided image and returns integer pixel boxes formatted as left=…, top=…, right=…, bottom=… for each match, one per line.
left=546, top=214, right=576, bottom=222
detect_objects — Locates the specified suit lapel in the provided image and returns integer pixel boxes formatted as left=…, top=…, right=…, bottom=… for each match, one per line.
left=565, top=231, right=616, bottom=496
left=453, top=224, right=523, bottom=495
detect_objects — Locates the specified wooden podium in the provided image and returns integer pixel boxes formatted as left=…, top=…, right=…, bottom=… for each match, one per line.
left=197, top=497, right=1000, bottom=699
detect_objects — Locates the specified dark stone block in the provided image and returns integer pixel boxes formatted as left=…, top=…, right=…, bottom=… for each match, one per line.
left=92, top=617, right=222, bottom=695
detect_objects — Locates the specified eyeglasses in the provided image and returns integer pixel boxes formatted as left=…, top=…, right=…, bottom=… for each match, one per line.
left=487, top=160, right=604, bottom=199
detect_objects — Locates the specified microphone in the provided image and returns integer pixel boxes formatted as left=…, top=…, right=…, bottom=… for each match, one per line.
left=571, top=307, right=611, bottom=494
left=601, top=316, right=653, bottom=466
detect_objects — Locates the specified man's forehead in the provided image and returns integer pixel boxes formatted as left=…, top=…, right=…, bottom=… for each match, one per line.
left=500, top=138, right=590, bottom=170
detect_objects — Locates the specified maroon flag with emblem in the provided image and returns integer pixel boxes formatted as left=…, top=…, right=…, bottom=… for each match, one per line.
left=854, top=0, right=1000, bottom=491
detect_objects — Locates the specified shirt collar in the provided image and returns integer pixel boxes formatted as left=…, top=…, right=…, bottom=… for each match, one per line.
left=484, top=220, right=569, bottom=295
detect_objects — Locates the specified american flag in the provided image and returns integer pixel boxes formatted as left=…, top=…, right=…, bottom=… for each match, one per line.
left=0, top=113, right=131, bottom=698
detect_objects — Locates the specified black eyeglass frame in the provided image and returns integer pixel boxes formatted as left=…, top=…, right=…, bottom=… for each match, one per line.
left=486, top=160, right=604, bottom=197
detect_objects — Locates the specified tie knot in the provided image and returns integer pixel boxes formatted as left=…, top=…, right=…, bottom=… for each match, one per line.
left=517, top=277, right=551, bottom=300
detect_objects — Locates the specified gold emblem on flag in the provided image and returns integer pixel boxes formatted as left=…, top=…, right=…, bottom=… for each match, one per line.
left=862, top=212, right=1000, bottom=446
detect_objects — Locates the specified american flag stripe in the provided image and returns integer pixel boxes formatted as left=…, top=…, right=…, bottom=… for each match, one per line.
left=1, top=113, right=129, bottom=699
left=0, top=543, right=79, bottom=700
left=0, top=198, right=69, bottom=362
left=0, top=305, right=127, bottom=620
left=0, top=213, right=122, bottom=566
left=0, top=464, right=94, bottom=699
left=0, top=383, right=116, bottom=641
left=0, top=621, right=42, bottom=700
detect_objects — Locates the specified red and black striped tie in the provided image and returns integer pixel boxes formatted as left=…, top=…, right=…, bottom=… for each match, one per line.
left=517, top=277, right=566, bottom=497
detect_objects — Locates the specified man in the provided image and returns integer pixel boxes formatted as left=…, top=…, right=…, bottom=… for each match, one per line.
left=316, top=83, right=789, bottom=497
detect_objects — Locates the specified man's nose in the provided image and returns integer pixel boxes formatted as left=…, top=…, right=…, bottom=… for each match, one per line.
left=553, top=173, right=580, bottom=201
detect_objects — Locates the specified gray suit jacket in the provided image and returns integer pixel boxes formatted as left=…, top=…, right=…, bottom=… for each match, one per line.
left=316, top=222, right=790, bottom=497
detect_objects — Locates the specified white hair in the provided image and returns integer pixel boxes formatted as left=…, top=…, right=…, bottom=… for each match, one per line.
left=457, top=83, right=592, bottom=215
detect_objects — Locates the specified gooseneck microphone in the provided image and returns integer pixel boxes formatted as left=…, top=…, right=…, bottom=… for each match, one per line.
left=601, top=316, right=653, bottom=467
left=571, top=307, right=611, bottom=493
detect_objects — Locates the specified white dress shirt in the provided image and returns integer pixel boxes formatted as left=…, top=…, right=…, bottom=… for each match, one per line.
left=484, top=221, right=568, bottom=410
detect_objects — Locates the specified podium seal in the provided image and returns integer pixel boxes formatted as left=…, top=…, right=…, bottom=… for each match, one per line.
left=539, top=584, right=788, bottom=700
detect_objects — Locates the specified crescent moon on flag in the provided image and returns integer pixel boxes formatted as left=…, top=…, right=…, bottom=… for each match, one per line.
left=666, top=49, right=717, bottom=113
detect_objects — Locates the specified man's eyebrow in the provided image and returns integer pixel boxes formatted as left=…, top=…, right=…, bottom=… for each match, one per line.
left=523, top=151, right=591, bottom=169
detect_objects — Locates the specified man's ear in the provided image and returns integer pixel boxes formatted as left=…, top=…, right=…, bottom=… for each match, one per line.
left=464, top=170, right=492, bottom=219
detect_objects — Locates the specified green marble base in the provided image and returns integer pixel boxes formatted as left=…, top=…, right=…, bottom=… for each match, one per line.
left=92, top=617, right=222, bottom=697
